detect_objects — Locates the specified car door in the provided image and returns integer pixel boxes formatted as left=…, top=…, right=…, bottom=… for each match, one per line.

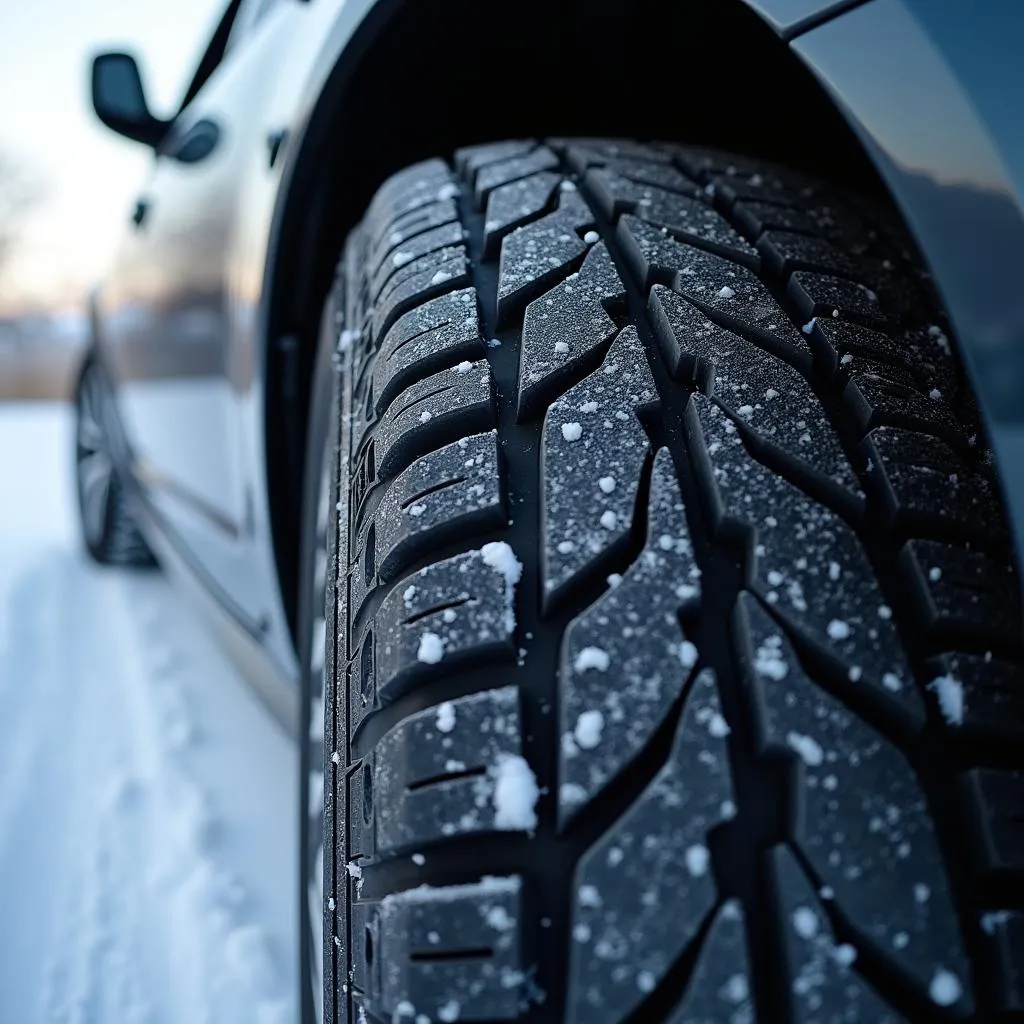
left=100, top=0, right=299, bottom=633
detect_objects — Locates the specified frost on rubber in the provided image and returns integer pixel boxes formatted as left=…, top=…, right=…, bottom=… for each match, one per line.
left=323, top=142, right=1024, bottom=1023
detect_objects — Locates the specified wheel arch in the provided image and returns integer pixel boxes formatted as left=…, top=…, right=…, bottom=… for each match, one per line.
left=260, top=0, right=909, bottom=642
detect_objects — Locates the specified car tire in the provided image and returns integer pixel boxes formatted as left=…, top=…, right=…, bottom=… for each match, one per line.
left=74, top=357, right=155, bottom=567
left=317, top=140, right=1024, bottom=1023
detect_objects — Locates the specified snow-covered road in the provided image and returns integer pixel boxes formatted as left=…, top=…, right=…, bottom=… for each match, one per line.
left=0, top=405, right=298, bottom=1024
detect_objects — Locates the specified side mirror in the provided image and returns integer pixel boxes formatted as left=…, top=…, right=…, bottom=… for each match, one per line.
left=90, top=52, right=171, bottom=148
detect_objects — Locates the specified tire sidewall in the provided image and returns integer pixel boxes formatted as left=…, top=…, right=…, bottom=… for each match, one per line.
left=297, top=285, right=343, bottom=1024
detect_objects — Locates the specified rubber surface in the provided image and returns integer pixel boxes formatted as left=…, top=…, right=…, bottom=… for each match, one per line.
left=323, top=140, right=1024, bottom=1023
left=74, top=360, right=155, bottom=569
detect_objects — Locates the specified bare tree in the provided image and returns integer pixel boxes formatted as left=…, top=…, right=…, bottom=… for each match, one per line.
left=0, top=152, right=43, bottom=280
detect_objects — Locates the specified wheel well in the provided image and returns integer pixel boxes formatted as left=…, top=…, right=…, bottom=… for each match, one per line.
left=265, top=0, right=882, bottom=642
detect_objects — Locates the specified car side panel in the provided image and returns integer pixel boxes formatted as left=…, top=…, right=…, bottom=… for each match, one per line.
left=793, top=0, right=1024, bottom=568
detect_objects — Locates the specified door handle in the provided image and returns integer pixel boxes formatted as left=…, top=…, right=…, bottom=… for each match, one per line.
left=131, top=197, right=150, bottom=228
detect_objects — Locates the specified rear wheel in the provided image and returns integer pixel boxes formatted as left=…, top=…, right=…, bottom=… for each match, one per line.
left=316, top=140, right=1024, bottom=1023
left=73, top=358, right=154, bottom=567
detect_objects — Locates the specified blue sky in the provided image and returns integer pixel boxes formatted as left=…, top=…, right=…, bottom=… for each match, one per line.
left=0, top=0, right=223, bottom=314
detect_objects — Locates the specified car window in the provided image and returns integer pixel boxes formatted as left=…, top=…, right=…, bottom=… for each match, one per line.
left=176, top=0, right=245, bottom=114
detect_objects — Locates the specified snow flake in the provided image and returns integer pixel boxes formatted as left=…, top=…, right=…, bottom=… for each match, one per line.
left=435, top=700, right=456, bottom=731
left=598, top=476, right=616, bottom=494
left=574, top=710, right=605, bottom=749
left=492, top=754, right=539, bottom=830
left=791, top=906, right=819, bottom=939
left=574, top=647, right=610, bottom=673
left=717, top=285, right=735, bottom=299
left=418, top=633, right=445, bottom=664
left=684, top=844, right=710, bottom=877
left=599, top=510, right=617, bottom=530
left=787, top=731, right=824, bottom=767
left=561, top=422, right=583, bottom=442
left=929, top=969, right=962, bottom=1006
left=392, top=251, right=415, bottom=268
left=826, top=619, right=851, bottom=641
left=929, top=674, right=964, bottom=726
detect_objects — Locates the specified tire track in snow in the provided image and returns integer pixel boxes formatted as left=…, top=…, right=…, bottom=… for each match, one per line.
left=0, top=406, right=297, bottom=1024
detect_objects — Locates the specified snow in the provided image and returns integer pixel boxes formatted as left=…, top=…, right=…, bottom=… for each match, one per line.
left=574, top=710, right=605, bottom=749
left=826, top=619, right=851, bottom=640
left=717, top=285, right=735, bottom=299
left=0, top=406, right=297, bottom=1023
left=573, top=647, right=610, bottom=673
left=791, top=906, right=819, bottom=939
left=599, top=510, right=617, bottom=530
left=598, top=476, right=616, bottom=494
left=583, top=231, right=600, bottom=245
left=787, top=731, right=824, bottom=767
left=929, top=969, right=962, bottom=1006
left=491, top=754, right=539, bottom=830
left=435, top=701, right=456, bottom=733
left=684, top=844, right=710, bottom=877
left=561, top=422, right=583, bottom=442
left=393, top=251, right=415, bottom=267
left=929, top=674, right=965, bottom=726
left=481, top=541, right=523, bottom=586
left=418, top=632, right=446, bottom=664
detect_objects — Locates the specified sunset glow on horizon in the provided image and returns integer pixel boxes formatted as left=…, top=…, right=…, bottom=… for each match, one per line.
left=0, top=0, right=223, bottom=318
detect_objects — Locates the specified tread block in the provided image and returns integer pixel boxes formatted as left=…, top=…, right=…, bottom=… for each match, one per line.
left=695, top=398, right=922, bottom=723
left=369, top=359, right=496, bottom=485
left=372, top=288, right=485, bottom=417
left=496, top=190, right=594, bottom=323
left=565, top=144, right=700, bottom=195
left=365, top=687, right=526, bottom=856
left=475, top=145, right=560, bottom=203
left=771, top=846, right=906, bottom=1023
left=619, top=215, right=810, bottom=368
left=352, top=547, right=521, bottom=734
left=517, top=241, right=625, bottom=418
left=902, top=538, right=1023, bottom=654
left=665, top=901, right=753, bottom=1024
left=483, top=170, right=562, bottom=254
left=845, top=365, right=964, bottom=450
left=558, top=449, right=702, bottom=825
left=373, top=248, right=471, bottom=348
left=652, top=286, right=861, bottom=496
left=365, top=162, right=454, bottom=240
left=585, top=169, right=757, bottom=266
left=358, top=876, right=526, bottom=1021
left=965, top=769, right=1024, bottom=873
left=368, top=198, right=460, bottom=277
left=733, top=197, right=870, bottom=252
left=869, top=426, right=1008, bottom=549
left=566, top=669, right=733, bottom=1024
left=349, top=432, right=505, bottom=621
left=541, top=326, right=657, bottom=603
left=788, top=270, right=897, bottom=328
left=929, top=650, right=1024, bottom=743
left=370, top=220, right=466, bottom=303
left=456, top=139, right=536, bottom=178
left=982, top=910, right=1024, bottom=1011
left=744, top=598, right=971, bottom=1004
left=759, top=230, right=885, bottom=290
left=561, top=138, right=675, bottom=165
left=648, top=283, right=737, bottom=379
